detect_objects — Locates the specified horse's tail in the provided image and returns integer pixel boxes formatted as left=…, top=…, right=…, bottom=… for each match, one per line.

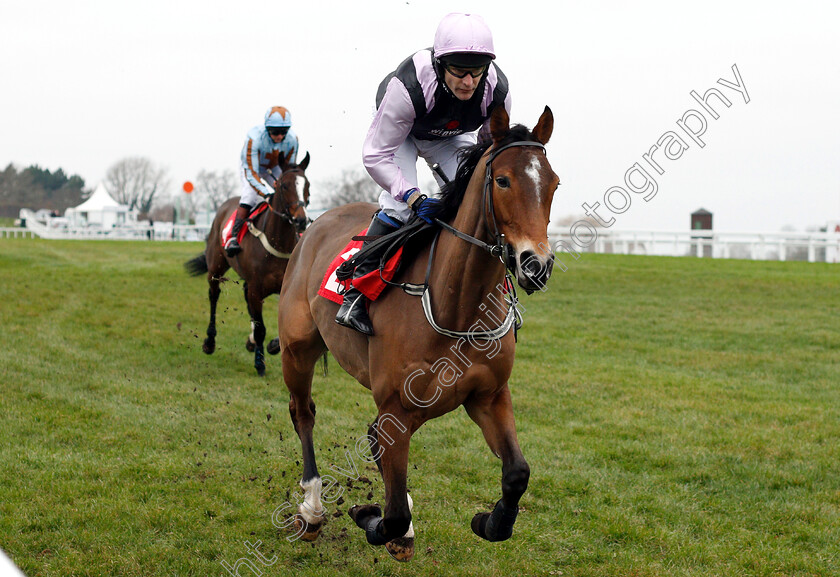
left=184, top=254, right=208, bottom=276
left=321, top=352, right=329, bottom=377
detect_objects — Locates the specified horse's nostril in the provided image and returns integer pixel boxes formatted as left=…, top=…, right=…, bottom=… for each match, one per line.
left=519, top=250, right=553, bottom=292
left=520, top=250, right=541, bottom=275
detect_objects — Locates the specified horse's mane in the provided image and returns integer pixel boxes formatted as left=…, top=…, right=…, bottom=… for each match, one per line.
left=437, top=124, right=537, bottom=222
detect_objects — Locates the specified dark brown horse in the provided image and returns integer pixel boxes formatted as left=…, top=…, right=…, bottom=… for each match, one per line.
left=185, top=152, right=310, bottom=375
left=275, top=106, right=557, bottom=560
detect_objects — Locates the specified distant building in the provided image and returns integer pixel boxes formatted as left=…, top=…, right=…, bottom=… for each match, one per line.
left=691, top=208, right=713, bottom=231
left=65, top=183, right=138, bottom=228
left=691, top=208, right=713, bottom=257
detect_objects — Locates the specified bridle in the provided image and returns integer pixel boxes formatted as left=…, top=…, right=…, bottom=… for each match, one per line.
left=247, top=168, right=310, bottom=258
left=266, top=168, right=310, bottom=227
left=415, top=140, right=547, bottom=340
left=434, top=140, right=546, bottom=272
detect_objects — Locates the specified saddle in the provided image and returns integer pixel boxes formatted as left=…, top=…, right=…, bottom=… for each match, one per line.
left=220, top=203, right=269, bottom=248
left=318, top=217, right=434, bottom=304
left=336, top=217, right=432, bottom=283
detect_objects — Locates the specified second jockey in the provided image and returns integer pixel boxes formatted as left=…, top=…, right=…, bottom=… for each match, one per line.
left=226, top=106, right=300, bottom=257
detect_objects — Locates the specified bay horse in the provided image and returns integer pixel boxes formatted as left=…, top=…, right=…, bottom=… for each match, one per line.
left=276, top=106, right=556, bottom=560
left=185, top=152, right=310, bottom=376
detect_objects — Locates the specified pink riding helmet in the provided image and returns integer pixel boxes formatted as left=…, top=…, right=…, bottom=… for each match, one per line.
left=433, top=13, right=495, bottom=60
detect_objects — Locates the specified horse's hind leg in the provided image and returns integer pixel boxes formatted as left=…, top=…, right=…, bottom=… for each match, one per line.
left=283, top=341, right=327, bottom=540
left=464, top=386, right=530, bottom=542
left=349, top=407, right=416, bottom=561
left=202, top=275, right=221, bottom=355
left=243, top=282, right=266, bottom=376
left=243, top=282, right=256, bottom=351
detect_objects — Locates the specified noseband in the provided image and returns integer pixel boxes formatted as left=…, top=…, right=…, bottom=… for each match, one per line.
left=435, top=140, right=546, bottom=272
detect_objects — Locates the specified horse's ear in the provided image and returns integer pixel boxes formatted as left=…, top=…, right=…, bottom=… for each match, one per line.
left=298, top=151, right=310, bottom=171
left=490, top=105, right=510, bottom=143
left=532, top=106, right=554, bottom=145
left=281, top=150, right=294, bottom=170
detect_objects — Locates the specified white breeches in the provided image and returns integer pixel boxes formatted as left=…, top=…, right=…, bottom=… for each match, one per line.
left=378, top=133, right=477, bottom=223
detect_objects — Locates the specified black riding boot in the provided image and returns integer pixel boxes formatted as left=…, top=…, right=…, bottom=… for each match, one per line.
left=225, top=204, right=251, bottom=257
left=335, top=214, right=400, bottom=335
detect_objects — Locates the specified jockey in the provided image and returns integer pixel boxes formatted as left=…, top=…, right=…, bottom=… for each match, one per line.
left=226, top=106, right=299, bottom=257
left=336, top=12, right=511, bottom=335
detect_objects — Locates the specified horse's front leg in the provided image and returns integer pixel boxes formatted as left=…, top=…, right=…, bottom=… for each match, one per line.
left=349, top=408, right=416, bottom=562
left=464, top=386, right=530, bottom=542
left=283, top=342, right=326, bottom=541
left=202, top=276, right=220, bottom=354
left=243, top=282, right=266, bottom=376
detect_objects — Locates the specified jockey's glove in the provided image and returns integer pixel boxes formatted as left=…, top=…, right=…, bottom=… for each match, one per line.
left=406, top=189, right=443, bottom=224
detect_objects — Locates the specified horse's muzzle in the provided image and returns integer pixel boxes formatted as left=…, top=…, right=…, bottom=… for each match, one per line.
left=516, top=250, right=554, bottom=294
left=293, top=216, right=308, bottom=233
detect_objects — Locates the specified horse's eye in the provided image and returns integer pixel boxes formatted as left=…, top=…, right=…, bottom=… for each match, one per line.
left=495, top=176, right=510, bottom=189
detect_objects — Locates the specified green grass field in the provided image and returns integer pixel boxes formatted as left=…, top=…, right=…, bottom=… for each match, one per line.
left=1, top=239, right=838, bottom=576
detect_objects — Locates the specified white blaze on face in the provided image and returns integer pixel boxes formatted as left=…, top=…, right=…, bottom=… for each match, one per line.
left=525, top=156, right=542, bottom=202
left=295, top=175, right=306, bottom=201
left=298, top=477, right=324, bottom=523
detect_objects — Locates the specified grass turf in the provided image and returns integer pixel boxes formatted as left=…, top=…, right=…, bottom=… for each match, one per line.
left=0, top=238, right=838, bottom=576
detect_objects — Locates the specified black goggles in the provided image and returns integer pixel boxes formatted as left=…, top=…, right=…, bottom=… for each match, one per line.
left=267, top=127, right=289, bottom=137
left=442, top=62, right=488, bottom=79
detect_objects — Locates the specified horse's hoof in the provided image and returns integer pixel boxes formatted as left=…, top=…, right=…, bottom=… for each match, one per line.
left=385, top=536, right=415, bottom=562
left=348, top=504, right=381, bottom=528
left=471, top=512, right=513, bottom=542
left=245, top=339, right=256, bottom=353
left=256, top=365, right=266, bottom=377
left=293, top=514, right=324, bottom=542
left=471, top=512, right=490, bottom=540
left=266, top=338, right=281, bottom=355
left=202, top=339, right=215, bottom=355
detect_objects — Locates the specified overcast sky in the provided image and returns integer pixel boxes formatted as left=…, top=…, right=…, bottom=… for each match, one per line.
left=2, top=0, right=838, bottom=232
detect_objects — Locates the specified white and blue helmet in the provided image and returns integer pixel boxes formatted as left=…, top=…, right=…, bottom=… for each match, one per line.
left=264, top=106, right=292, bottom=128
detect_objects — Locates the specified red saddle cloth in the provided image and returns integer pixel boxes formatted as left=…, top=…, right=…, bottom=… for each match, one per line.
left=318, top=228, right=404, bottom=304
left=220, top=203, right=269, bottom=248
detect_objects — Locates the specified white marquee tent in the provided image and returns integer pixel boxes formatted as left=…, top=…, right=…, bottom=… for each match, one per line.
left=65, top=183, right=136, bottom=228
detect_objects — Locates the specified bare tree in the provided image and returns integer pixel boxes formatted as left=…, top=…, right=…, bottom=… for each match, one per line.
left=104, top=157, right=170, bottom=213
left=322, top=168, right=381, bottom=209
left=194, top=169, right=237, bottom=211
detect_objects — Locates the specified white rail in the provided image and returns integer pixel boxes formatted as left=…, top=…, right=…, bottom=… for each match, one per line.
left=0, top=227, right=37, bottom=239
left=8, top=212, right=840, bottom=264
left=12, top=209, right=210, bottom=241
left=548, top=228, right=840, bottom=263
